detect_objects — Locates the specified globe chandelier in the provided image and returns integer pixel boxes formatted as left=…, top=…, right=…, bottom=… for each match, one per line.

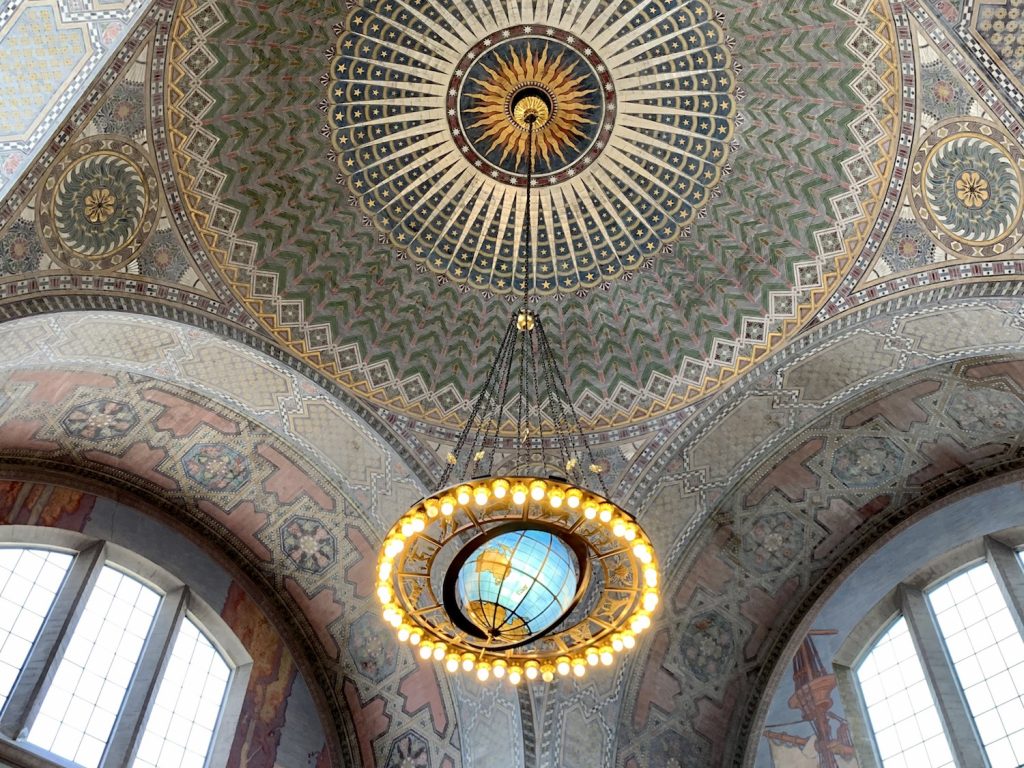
left=376, top=88, right=660, bottom=685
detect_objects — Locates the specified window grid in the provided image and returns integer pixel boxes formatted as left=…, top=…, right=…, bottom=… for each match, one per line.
left=0, top=548, right=73, bottom=710
left=132, top=617, right=230, bottom=768
left=929, top=563, right=1024, bottom=768
left=856, top=616, right=955, bottom=768
left=27, top=566, right=160, bottom=768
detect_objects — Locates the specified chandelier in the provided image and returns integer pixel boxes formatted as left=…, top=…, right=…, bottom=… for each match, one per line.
left=376, top=89, right=659, bottom=684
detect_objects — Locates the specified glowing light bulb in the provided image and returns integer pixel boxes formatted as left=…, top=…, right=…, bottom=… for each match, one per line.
left=440, top=496, right=455, bottom=516
left=643, top=591, right=659, bottom=611
left=586, top=648, right=600, bottom=666
left=599, top=504, right=613, bottom=523
left=612, top=518, right=627, bottom=538
left=566, top=490, right=582, bottom=509
left=411, top=515, right=426, bottom=533
left=418, top=644, right=433, bottom=660
left=573, top=661, right=586, bottom=677
left=378, top=561, right=392, bottom=580
left=377, top=585, right=392, bottom=603
left=456, top=485, right=472, bottom=505
left=611, top=635, right=624, bottom=652
left=548, top=489, right=564, bottom=508
left=474, top=486, right=489, bottom=506
left=583, top=503, right=598, bottom=520
left=433, top=644, right=445, bottom=661
left=624, top=525, right=637, bottom=542
left=425, top=501, right=439, bottom=518
left=446, top=655, right=460, bottom=673
left=530, top=480, right=547, bottom=501
left=633, top=543, right=651, bottom=562
left=631, top=615, right=651, bottom=632
left=476, top=663, right=490, bottom=681
left=556, top=657, right=570, bottom=676
left=512, top=485, right=528, bottom=505
left=409, top=630, right=422, bottom=645
left=525, top=662, right=539, bottom=680
left=541, top=666, right=555, bottom=682
left=600, top=648, right=614, bottom=666
left=622, top=633, right=636, bottom=649
left=492, top=479, right=509, bottom=499
left=493, top=661, right=507, bottom=679
left=509, top=668, right=522, bottom=685
left=644, top=568, right=658, bottom=588
left=462, top=654, right=475, bottom=672
left=397, top=625, right=411, bottom=642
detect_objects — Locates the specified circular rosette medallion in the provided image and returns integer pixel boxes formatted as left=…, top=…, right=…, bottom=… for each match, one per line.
left=329, top=1, right=736, bottom=295
left=911, top=118, right=1024, bottom=257
left=37, top=137, right=159, bottom=271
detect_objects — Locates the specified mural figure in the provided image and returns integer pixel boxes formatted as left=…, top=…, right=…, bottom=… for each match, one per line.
left=763, top=631, right=858, bottom=768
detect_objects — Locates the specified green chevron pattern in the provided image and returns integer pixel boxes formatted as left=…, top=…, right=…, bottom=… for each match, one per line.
left=166, top=0, right=902, bottom=431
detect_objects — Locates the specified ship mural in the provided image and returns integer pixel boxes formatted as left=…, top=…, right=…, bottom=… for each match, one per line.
left=763, top=630, right=859, bottom=768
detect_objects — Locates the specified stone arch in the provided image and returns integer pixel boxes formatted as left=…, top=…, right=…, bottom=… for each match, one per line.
left=0, top=311, right=464, bottom=768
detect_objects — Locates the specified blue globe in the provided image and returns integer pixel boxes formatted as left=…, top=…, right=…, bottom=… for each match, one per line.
left=455, top=529, right=579, bottom=642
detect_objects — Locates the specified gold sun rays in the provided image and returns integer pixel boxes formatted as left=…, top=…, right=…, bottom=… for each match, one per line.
left=463, top=42, right=597, bottom=169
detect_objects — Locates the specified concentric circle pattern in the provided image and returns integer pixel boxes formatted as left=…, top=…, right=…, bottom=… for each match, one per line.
left=329, top=1, right=736, bottom=294
left=37, top=137, right=159, bottom=271
left=911, top=119, right=1024, bottom=256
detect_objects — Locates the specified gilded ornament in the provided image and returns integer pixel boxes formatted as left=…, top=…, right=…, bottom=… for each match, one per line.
left=84, top=188, right=116, bottom=224
left=955, top=171, right=989, bottom=208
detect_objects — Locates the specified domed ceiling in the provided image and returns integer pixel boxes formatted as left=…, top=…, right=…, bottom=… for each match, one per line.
left=165, top=0, right=903, bottom=432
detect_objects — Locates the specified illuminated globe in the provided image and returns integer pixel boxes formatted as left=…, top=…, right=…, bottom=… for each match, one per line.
left=455, top=529, right=580, bottom=644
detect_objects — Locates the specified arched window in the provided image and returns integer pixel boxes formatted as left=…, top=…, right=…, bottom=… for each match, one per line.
left=851, top=541, right=1024, bottom=768
left=0, top=530, right=251, bottom=768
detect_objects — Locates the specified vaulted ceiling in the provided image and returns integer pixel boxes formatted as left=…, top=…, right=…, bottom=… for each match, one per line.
left=1, top=0, right=1023, bottom=766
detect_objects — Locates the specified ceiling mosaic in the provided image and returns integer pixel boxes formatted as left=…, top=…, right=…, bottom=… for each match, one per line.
left=164, top=0, right=904, bottom=431
left=328, top=0, right=736, bottom=294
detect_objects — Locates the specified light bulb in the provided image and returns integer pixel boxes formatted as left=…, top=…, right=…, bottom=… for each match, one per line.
left=440, top=496, right=455, bottom=516
left=457, top=486, right=472, bottom=505
left=633, top=543, right=650, bottom=561
left=631, top=615, right=651, bottom=632
left=425, top=501, right=439, bottom=518
left=377, top=585, right=392, bottom=603
left=556, top=657, right=570, bottom=676
left=611, top=635, right=623, bottom=652
left=492, top=479, right=509, bottom=499
left=644, top=568, right=658, bottom=587
left=446, top=655, right=460, bottom=673
left=541, top=666, right=555, bottom=682
left=530, top=480, right=547, bottom=501
left=525, top=662, right=539, bottom=680
left=612, top=518, right=627, bottom=538
left=573, top=661, right=586, bottom=677
left=493, top=661, right=507, bottom=679
left=411, top=515, right=426, bottom=533
left=512, top=485, right=528, bottom=505
left=508, top=668, right=522, bottom=685
left=566, top=490, right=582, bottom=509
left=418, top=644, right=433, bottom=660
left=409, top=630, right=422, bottom=645
left=624, top=525, right=637, bottom=542
left=622, top=633, right=636, bottom=649
left=548, top=489, right=564, bottom=508
left=474, top=486, right=489, bottom=506
left=401, top=520, right=415, bottom=537
left=584, top=503, right=598, bottom=520
left=378, top=561, right=392, bottom=580
left=461, top=654, right=475, bottom=672
left=643, top=591, right=659, bottom=611
left=586, top=648, right=599, bottom=666
left=476, top=663, right=490, bottom=681
left=600, top=648, right=613, bottom=666
left=433, top=644, right=445, bottom=661
left=599, top=504, right=613, bottom=523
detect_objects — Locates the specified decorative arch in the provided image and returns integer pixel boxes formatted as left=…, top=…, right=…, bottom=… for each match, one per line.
left=0, top=311, right=465, bottom=768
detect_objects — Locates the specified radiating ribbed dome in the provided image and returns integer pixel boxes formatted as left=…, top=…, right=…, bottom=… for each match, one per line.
left=455, top=529, right=579, bottom=642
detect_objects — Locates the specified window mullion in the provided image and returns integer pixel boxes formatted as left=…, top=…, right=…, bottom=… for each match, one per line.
left=0, top=542, right=106, bottom=741
left=984, top=536, right=1024, bottom=638
left=899, top=584, right=989, bottom=768
left=102, top=586, right=187, bottom=768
